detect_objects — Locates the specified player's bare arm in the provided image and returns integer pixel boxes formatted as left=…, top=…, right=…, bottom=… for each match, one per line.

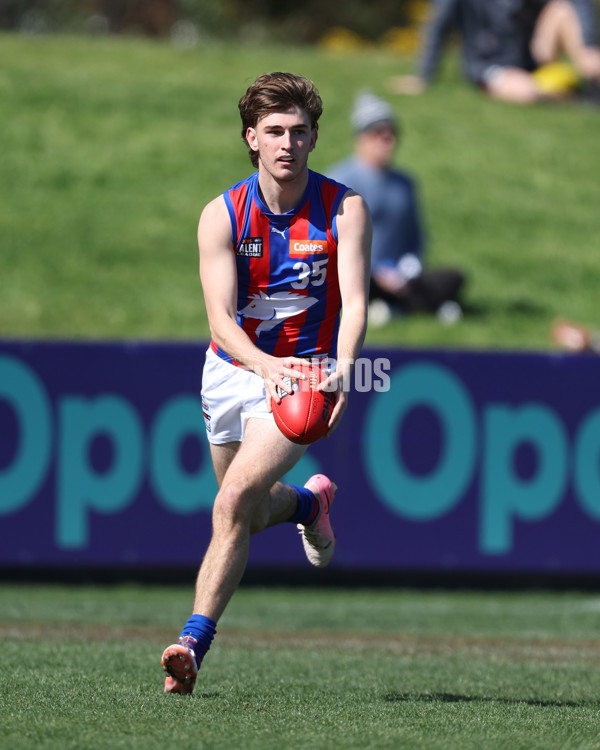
left=320, top=189, right=372, bottom=434
left=198, top=196, right=308, bottom=407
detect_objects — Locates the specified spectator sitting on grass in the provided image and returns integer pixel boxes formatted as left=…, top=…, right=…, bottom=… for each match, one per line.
left=328, top=90, right=466, bottom=326
left=389, top=0, right=600, bottom=104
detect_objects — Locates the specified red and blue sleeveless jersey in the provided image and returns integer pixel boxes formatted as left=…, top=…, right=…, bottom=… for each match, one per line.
left=215, top=169, right=348, bottom=361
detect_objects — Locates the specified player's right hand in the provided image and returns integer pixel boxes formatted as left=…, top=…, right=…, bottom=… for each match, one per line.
left=260, top=355, right=309, bottom=412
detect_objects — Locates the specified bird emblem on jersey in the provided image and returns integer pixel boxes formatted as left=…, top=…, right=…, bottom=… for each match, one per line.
left=240, top=291, right=318, bottom=334
left=270, top=226, right=287, bottom=239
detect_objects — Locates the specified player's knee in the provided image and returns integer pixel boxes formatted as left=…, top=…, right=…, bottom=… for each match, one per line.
left=213, top=481, right=253, bottom=529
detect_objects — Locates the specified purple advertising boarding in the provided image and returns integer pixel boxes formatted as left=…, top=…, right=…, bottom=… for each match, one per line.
left=1, top=340, right=599, bottom=574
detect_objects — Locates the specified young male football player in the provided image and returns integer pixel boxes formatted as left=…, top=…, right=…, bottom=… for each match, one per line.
left=161, top=72, right=372, bottom=694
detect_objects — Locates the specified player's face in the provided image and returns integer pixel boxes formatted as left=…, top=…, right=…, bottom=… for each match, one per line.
left=247, top=106, right=317, bottom=181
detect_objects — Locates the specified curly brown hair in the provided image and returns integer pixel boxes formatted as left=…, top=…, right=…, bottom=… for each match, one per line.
left=238, top=72, right=323, bottom=168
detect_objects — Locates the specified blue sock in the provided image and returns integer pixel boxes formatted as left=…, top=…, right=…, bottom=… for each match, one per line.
left=179, top=614, right=217, bottom=668
left=288, top=484, right=319, bottom=526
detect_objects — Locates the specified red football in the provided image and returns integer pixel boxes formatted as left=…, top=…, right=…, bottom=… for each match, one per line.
left=272, top=363, right=335, bottom=445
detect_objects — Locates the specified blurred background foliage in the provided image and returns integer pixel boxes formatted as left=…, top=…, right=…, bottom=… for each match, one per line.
left=0, top=0, right=430, bottom=50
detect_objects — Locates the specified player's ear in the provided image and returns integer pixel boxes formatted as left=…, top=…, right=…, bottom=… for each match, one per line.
left=246, top=127, right=259, bottom=154
left=309, top=127, right=318, bottom=153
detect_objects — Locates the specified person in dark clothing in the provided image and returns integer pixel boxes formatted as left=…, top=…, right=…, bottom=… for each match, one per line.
left=390, top=0, right=600, bottom=103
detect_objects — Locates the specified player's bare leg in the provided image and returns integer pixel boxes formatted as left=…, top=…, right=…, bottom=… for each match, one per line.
left=192, top=418, right=306, bottom=622
left=209, top=440, right=240, bottom=486
left=208, top=436, right=308, bottom=530
left=162, top=419, right=338, bottom=693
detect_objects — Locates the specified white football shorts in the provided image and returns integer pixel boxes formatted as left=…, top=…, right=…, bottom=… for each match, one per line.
left=201, top=346, right=272, bottom=444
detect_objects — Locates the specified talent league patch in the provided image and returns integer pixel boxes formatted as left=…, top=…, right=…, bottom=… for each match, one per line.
left=238, top=237, right=263, bottom=257
left=290, top=239, right=328, bottom=257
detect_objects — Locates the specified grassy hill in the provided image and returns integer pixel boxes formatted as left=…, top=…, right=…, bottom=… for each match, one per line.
left=1, top=32, right=599, bottom=350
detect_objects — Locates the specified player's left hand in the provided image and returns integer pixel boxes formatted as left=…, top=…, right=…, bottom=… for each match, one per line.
left=318, top=371, right=347, bottom=436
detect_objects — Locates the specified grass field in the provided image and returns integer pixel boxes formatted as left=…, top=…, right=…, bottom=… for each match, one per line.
left=2, top=583, right=600, bottom=750
left=1, top=33, right=600, bottom=349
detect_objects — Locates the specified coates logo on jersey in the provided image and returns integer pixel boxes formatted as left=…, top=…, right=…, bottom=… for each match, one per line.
left=238, top=237, right=263, bottom=257
left=290, top=239, right=328, bottom=257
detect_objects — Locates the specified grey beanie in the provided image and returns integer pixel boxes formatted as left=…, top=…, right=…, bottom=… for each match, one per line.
left=351, top=90, right=398, bottom=133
